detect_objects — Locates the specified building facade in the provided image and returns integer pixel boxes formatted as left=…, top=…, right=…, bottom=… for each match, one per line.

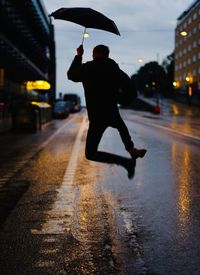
left=174, top=0, right=200, bottom=105
left=0, top=0, right=56, bottom=132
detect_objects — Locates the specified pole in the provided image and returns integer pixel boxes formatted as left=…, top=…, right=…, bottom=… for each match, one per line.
left=81, top=27, right=87, bottom=45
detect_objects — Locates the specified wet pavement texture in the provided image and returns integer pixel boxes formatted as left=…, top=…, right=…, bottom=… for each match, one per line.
left=0, top=107, right=200, bottom=274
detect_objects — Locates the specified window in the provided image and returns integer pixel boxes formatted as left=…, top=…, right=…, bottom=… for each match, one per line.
left=193, top=13, right=197, bottom=20
left=193, top=27, right=197, bottom=34
left=193, top=41, right=197, bottom=48
left=193, top=55, right=196, bottom=63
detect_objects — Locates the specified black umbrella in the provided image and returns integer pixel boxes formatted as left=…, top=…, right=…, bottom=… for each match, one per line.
left=50, top=7, right=120, bottom=44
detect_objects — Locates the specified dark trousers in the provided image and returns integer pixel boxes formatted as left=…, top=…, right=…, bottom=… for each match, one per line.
left=85, top=115, right=134, bottom=159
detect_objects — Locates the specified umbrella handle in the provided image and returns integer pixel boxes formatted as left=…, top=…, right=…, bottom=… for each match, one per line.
left=81, top=27, right=87, bottom=45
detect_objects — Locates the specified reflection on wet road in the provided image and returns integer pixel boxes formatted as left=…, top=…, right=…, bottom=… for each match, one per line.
left=0, top=109, right=199, bottom=274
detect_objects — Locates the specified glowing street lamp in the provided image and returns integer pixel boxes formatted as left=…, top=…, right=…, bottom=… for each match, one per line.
left=185, top=75, right=193, bottom=83
left=185, top=76, right=190, bottom=82
left=83, top=31, right=89, bottom=39
left=180, top=31, right=188, bottom=36
left=137, top=58, right=143, bottom=63
left=81, top=28, right=89, bottom=44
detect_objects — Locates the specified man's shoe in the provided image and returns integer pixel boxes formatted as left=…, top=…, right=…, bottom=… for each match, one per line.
left=129, top=148, right=147, bottom=159
left=126, top=158, right=136, bottom=179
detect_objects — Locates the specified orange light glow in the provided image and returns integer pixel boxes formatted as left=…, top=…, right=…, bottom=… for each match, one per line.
left=188, top=87, right=192, bottom=97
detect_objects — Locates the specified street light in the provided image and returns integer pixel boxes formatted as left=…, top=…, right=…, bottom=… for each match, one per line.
left=137, top=58, right=143, bottom=63
left=180, top=31, right=188, bottom=36
left=81, top=29, right=89, bottom=44
left=83, top=31, right=89, bottom=39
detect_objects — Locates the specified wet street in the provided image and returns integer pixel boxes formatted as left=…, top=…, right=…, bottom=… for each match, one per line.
left=0, top=106, right=200, bottom=275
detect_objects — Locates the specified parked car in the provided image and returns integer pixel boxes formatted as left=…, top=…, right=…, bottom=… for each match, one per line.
left=53, top=101, right=71, bottom=118
left=63, top=93, right=81, bottom=112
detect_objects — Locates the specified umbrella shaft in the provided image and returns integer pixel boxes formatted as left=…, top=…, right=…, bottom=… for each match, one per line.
left=81, top=27, right=87, bottom=45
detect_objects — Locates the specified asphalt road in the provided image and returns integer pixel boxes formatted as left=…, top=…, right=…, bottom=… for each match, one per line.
left=0, top=108, right=199, bottom=274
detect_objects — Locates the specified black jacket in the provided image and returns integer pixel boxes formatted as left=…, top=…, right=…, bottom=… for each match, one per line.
left=67, top=55, right=132, bottom=122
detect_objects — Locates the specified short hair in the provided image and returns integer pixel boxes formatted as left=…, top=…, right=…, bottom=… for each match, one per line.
left=93, top=45, right=110, bottom=58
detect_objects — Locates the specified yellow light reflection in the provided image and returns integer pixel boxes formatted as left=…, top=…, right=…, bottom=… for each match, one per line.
left=171, top=104, right=179, bottom=115
left=188, top=86, right=192, bottom=97
left=172, top=144, right=191, bottom=237
left=31, top=101, right=51, bottom=108
left=179, top=150, right=190, bottom=215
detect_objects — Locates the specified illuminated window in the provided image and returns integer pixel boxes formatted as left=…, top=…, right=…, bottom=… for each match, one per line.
left=25, top=80, right=51, bottom=90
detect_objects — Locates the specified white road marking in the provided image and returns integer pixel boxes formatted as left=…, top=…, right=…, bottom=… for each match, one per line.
left=31, top=116, right=87, bottom=235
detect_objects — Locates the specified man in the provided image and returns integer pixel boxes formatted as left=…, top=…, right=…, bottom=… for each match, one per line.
left=67, top=44, right=146, bottom=176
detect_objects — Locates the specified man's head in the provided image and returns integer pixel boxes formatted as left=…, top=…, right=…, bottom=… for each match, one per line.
left=92, top=45, right=109, bottom=59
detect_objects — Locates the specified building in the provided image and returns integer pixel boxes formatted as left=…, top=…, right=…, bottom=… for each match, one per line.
left=174, top=0, right=200, bottom=105
left=0, top=0, right=56, bottom=132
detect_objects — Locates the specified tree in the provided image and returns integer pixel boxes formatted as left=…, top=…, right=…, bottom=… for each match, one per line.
left=162, top=52, right=174, bottom=98
left=131, top=61, right=167, bottom=97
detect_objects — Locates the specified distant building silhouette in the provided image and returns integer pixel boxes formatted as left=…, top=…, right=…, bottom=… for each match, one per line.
left=0, top=0, right=56, bottom=132
left=174, top=0, right=200, bottom=106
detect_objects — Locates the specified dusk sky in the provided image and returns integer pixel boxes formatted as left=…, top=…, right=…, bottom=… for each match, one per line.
left=42, top=0, right=193, bottom=103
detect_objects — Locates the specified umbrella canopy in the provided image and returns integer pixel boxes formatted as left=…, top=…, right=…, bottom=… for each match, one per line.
left=50, top=7, right=120, bottom=36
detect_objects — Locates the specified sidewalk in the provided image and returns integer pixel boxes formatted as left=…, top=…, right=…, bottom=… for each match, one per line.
left=135, top=95, right=200, bottom=116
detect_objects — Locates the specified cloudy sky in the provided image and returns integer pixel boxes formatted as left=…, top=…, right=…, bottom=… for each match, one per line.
left=42, top=0, right=193, bottom=103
